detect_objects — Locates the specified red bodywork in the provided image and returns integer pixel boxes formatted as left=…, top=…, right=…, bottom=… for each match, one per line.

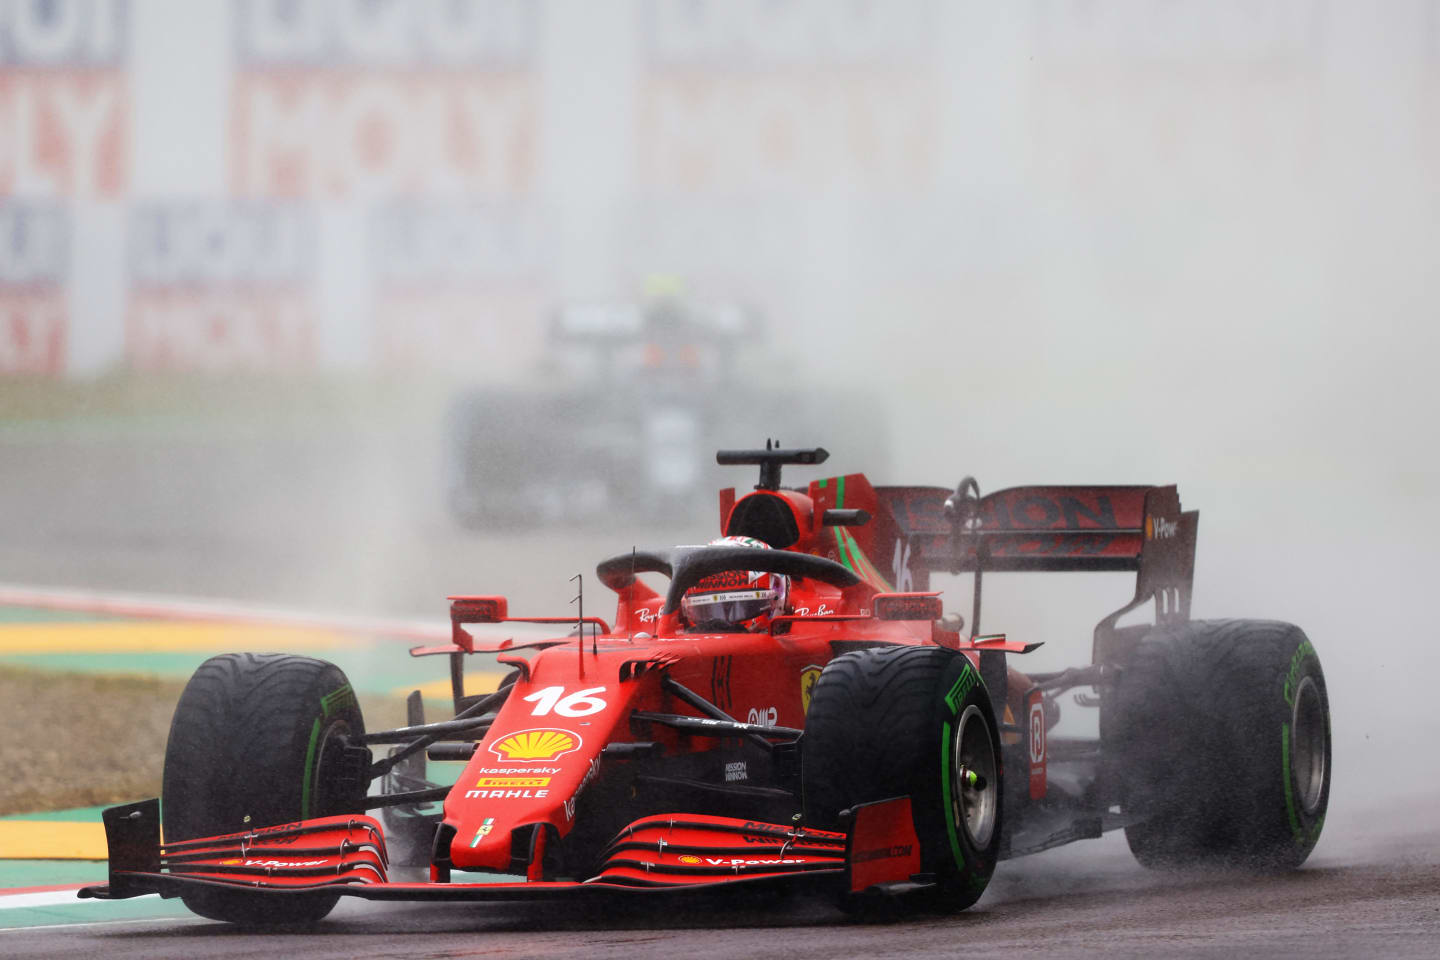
left=81, top=461, right=1197, bottom=908
left=434, top=611, right=934, bottom=876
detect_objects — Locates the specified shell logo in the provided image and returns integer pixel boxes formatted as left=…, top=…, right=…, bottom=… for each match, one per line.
left=678, top=855, right=702, bottom=864
left=489, top=728, right=582, bottom=763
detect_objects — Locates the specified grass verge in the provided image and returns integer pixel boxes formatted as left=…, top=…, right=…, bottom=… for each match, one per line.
left=0, top=665, right=406, bottom=816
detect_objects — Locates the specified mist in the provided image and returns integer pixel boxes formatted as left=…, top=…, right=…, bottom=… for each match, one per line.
left=1, top=0, right=1437, bottom=885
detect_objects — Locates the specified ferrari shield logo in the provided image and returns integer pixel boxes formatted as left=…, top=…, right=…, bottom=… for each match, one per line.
left=800, top=665, right=823, bottom=715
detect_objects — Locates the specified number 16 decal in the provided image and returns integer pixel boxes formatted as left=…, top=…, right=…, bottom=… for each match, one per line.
left=522, top=686, right=608, bottom=717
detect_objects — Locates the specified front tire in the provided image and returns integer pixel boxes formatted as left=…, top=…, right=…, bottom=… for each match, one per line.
left=162, top=653, right=369, bottom=924
left=802, top=647, right=1002, bottom=911
left=1109, top=619, right=1330, bottom=869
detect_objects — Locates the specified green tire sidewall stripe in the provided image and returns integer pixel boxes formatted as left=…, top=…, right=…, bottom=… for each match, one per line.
left=1282, top=640, right=1317, bottom=707
left=938, top=660, right=978, bottom=873
left=303, top=684, right=357, bottom=819
left=321, top=683, right=355, bottom=718
left=1280, top=721, right=1302, bottom=843
left=940, top=718, right=964, bottom=871
left=1280, top=647, right=1325, bottom=847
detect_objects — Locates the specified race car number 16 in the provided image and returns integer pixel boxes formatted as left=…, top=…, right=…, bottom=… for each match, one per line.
left=523, top=686, right=608, bottom=717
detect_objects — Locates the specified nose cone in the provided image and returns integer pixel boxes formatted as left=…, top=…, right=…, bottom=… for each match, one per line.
left=451, top=814, right=509, bottom=872
left=446, top=759, right=573, bottom=872
left=442, top=649, right=640, bottom=874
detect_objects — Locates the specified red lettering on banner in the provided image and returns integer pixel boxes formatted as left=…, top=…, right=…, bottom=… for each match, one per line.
left=0, top=294, right=66, bottom=373
left=0, top=73, right=126, bottom=198
left=638, top=73, right=934, bottom=191
left=124, top=203, right=317, bottom=373
left=126, top=292, right=315, bottom=372
left=231, top=73, right=535, bottom=198
left=638, top=1, right=937, bottom=192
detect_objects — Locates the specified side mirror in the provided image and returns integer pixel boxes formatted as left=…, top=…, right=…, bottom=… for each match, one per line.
left=821, top=508, right=870, bottom=527
left=872, top=592, right=943, bottom=621
left=449, top=596, right=508, bottom=624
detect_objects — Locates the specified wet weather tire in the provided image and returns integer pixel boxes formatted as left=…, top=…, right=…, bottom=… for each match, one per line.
left=803, top=646, right=1002, bottom=911
left=162, top=653, right=369, bottom=924
left=1110, top=619, right=1330, bottom=869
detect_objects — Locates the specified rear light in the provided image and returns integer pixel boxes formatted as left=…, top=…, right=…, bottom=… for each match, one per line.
left=449, top=596, right=508, bottom=624
left=872, top=592, right=943, bottom=621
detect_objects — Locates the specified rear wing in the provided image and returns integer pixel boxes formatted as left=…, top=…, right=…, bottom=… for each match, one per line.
left=713, top=449, right=1199, bottom=669
left=875, top=482, right=1197, bottom=651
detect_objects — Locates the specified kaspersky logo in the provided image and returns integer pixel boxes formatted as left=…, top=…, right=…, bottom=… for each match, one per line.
left=489, top=728, right=582, bottom=763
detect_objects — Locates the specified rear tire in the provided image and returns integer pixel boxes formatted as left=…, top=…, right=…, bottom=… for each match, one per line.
left=162, top=653, right=369, bottom=924
left=802, top=647, right=1002, bottom=911
left=1109, top=619, right=1330, bottom=869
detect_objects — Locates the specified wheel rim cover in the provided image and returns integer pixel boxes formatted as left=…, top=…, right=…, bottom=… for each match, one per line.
left=1291, top=675, right=1326, bottom=816
left=952, top=704, right=998, bottom=849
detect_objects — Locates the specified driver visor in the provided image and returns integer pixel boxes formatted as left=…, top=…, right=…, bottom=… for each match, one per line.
left=681, top=589, right=776, bottom=626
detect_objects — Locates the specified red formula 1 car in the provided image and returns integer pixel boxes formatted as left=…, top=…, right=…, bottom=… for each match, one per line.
left=81, top=446, right=1332, bottom=923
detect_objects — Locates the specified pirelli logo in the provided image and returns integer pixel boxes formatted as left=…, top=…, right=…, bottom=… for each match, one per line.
left=475, top=776, right=551, bottom=789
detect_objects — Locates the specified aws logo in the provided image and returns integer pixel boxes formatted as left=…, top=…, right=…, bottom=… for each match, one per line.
left=489, top=728, right=582, bottom=763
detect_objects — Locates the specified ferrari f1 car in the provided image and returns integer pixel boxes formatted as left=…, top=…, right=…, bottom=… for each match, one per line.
left=81, top=446, right=1331, bottom=923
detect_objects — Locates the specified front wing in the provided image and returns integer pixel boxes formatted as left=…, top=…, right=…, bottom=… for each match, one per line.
left=78, top=797, right=925, bottom=905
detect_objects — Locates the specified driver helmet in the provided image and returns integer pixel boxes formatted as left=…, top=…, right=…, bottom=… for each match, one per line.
left=681, top=536, right=789, bottom=632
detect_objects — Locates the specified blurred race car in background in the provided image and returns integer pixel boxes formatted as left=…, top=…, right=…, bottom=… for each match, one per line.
left=82, top=445, right=1332, bottom=924
left=444, top=296, right=887, bottom=527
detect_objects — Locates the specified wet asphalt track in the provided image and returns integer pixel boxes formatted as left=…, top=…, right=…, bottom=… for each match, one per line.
left=5, top=816, right=1439, bottom=959
left=3, top=427, right=1439, bottom=957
